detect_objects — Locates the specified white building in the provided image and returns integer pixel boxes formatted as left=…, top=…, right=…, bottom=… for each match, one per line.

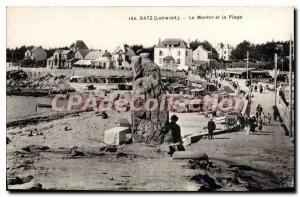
left=91, top=51, right=114, bottom=69
left=154, top=38, right=192, bottom=70
left=216, top=43, right=233, bottom=61
left=111, top=45, right=135, bottom=70
left=192, top=45, right=210, bottom=62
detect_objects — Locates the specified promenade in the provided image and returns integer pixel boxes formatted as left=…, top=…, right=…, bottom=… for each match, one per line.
left=189, top=81, right=294, bottom=189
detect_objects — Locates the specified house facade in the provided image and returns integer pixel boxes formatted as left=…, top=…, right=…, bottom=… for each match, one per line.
left=111, top=45, right=135, bottom=70
left=24, top=46, right=47, bottom=62
left=154, top=38, right=192, bottom=70
left=216, top=43, right=233, bottom=61
left=73, top=50, right=104, bottom=67
left=47, top=40, right=89, bottom=69
left=47, top=49, right=76, bottom=69
left=192, top=45, right=210, bottom=62
left=91, top=51, right=114, bottom=69
left=23, top=46, right=47, bottom=67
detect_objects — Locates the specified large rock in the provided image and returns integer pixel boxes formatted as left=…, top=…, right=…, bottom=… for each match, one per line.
left=104, top=127, right=130, bottom=145
left=131, top=55, right=169, bottom=144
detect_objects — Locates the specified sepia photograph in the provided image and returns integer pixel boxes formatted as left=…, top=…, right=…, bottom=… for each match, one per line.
left=6, top=6, right=295, bottom=191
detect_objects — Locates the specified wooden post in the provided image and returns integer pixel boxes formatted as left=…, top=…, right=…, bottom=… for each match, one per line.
left=274, top=53, right=277, bottom=106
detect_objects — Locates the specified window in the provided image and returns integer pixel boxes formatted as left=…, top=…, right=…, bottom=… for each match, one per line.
left=224, top=51, right=226, bottom=54
left=223, top=55, right=226, bottom=59
left=159, top=58, right=162, bottom=64
left=159, top=50, right=163, bottom=56
left=186, top=51, right=188, bottom=56
left=177, top=58, right=181, bottom=64
left=178, top=51, right=181, bottom=56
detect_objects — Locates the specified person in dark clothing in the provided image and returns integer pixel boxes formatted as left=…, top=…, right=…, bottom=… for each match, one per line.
left=168, top=115, right=184, bottom=156
left=249, top=115, right=257, bottom=133
left=169, top=115, right=183, bottom=143
left=273, top=106, right=279, bottom=121
left=207, top=118, right=216, bottom=140
left=254, top=85, right=257, bottom=92
left=237, top=114, right=245, bottom=129
left=256, top=111, right=260, bottom=119
left=256, top=104, right=263, bottom=117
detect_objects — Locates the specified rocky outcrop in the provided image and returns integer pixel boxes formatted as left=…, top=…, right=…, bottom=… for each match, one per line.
left=6, top=70, right=75, bottom=96
left=131, top=54, right=169, bottom=144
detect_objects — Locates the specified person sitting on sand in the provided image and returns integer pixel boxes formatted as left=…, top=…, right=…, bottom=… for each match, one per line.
left=101, top=111, right=108, bottom=119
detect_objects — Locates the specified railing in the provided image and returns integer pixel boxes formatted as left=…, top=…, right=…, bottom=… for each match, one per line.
left=276, top=91, right=294, bottom=136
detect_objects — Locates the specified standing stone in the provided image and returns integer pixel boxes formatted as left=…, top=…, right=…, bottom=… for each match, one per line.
left=131, top=55, right=169, bottom=144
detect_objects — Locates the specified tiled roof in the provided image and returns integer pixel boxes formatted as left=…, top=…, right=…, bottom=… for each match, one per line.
left=70, top=40, right=88, bottom=49
left=157, top=39, right=188, bottom=48
left=84, top=50, right=104, bottom=60
left=77, top=49, right=90, bottom=58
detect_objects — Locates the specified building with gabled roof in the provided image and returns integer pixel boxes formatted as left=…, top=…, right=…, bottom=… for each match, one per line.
left=70, top=40, right=88, bottom=50
left=24, top=46, right=47, bottom=62
left=216, top=43, right=233, bottom=61
left=193, top=45, right=210, bottom=62
left=47, top=40, right=89, bottom=69
left=73, top=50, right=104, bottom=67
left=22, top=46, right=47, bottom=67
left=111, top=45, right=135, bottom=70
left=154, top=38, right=192, bottom=70
left=91, top=51, right=114, bottom=69
left=75, top=49, right=90, bottom=59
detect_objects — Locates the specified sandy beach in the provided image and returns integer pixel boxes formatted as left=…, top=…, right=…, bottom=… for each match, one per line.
left=7, top=103, right=294, bottom=191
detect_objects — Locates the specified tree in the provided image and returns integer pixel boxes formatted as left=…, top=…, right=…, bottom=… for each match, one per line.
left=6, top=45, right=34, bottom=62
left=230, top=40, right=254, bottom=61
left=127, top=44, right=155, bottom=61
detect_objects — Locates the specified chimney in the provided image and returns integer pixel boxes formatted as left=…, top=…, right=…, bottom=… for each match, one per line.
left=187, top=39, right=191, bottom=48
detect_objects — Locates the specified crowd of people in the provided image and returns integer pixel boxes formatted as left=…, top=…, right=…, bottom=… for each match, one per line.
left=166, top=69, right=282, bottom=153
left=247, top=104, right=272, bottom=133
left=249, top=83, right=269, bottom=94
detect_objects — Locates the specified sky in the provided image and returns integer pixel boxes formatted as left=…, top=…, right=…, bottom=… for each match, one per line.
left=6, top=6, right=294, bottom=51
